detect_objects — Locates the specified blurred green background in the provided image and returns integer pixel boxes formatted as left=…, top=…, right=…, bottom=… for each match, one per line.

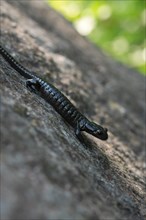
left=48, top=0, right=145, bottom=75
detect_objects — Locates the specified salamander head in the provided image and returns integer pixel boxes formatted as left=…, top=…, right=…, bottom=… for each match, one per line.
left=84, top=121, right=108, bottom=140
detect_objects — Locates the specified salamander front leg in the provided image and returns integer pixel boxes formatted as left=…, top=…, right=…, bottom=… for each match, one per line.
left=75, top=122, right=81, bottom=137
left=75, top=120, right=86, bottom=141
left=26, top=78, right=40, bottom=94
left=75, top=121, right=84, bottom=143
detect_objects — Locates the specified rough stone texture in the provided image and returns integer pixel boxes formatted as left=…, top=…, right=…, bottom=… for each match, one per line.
left=0, top=1, right=145, bottom=220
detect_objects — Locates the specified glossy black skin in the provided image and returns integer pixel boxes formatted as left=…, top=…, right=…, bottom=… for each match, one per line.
left=0, top=44, right=108, bottom=140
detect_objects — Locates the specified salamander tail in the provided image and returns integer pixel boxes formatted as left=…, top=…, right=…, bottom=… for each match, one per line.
left=0, top=44, right=34, bottom=79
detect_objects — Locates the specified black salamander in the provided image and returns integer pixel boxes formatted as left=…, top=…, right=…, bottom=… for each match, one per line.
left=0, top=44, right=108, bottom=140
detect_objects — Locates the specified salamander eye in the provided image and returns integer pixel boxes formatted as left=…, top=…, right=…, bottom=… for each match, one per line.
left=96, top=129, right=102, bottom=135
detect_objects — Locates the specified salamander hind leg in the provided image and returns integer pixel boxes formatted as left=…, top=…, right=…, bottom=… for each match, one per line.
left=26, top=78, right=40, bottom=94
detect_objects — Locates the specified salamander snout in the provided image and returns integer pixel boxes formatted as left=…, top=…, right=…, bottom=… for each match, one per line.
left=104, top=127, right=108, bottom=133
left=95, top=126, right=108, bottom=140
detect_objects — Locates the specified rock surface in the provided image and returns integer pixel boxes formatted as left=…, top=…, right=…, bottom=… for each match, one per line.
left=0, top=1, right=145, bottom=220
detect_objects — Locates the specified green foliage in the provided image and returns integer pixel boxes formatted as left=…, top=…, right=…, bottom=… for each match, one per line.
left=48, top=0, right=145, bottom=75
